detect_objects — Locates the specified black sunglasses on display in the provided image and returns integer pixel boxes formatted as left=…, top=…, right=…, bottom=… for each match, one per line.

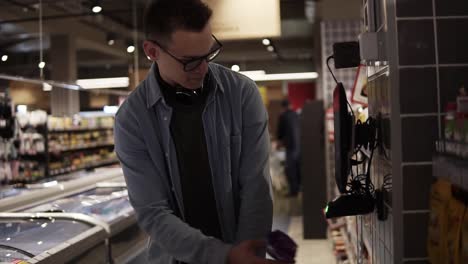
left=149, top=35, right=223, bottom=72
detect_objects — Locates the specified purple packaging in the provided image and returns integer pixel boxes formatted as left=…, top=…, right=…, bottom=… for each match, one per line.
left=266, top=230, right=297, bottom=263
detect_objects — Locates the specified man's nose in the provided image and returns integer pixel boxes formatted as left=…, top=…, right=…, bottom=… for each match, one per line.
left=193, top=59, right=209, bottom=74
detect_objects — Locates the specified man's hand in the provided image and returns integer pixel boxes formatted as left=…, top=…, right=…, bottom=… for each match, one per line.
left=227, top=240, right=291, bottom=264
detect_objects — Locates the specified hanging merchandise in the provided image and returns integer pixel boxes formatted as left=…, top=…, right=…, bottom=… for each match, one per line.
left=446, top=188, right=466, bottom=264
left=461, top=208, right=468, bottom=263
left=0, top=93, right=15, bottom=139
left=19, top=132, right=45, bottom=155
left=16, top=110, right=47, bottom=129
left=428, top=179, right=452, bottom=264
left=445, top=103, right=457, bottom=142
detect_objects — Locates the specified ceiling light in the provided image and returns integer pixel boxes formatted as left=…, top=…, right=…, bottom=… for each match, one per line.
left=92, top=1, right=102, bottom=13
left=42, top=82, right=52, bottom=91
left=127, top=45, right=135, bottom=53
left=76, top=77, right=129, bottom=89
left=107, top=33, right=116, bottom=46
left=103, top=105, right=119, bottom=114
left=231, top=64, right=240, bottom=72
left=38, top=61, right=45, bottom=69
left=239, top=70, right=266, bottom=75
left=240, top=72, right=319, bottom=81
left=0, top=74, right=80, bottom=90
left=238, top=70, right=266, bottom=79
left=262, top=38, right=271, bottom=46
left=267, top=45, right=275, bottom=52
left=92, top=6, right=102, bottom=13
left=1, top=55, right=7, bottom=62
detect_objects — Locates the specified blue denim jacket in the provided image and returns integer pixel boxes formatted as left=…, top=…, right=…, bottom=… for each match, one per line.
left=114, top=63, right=273, bottom=264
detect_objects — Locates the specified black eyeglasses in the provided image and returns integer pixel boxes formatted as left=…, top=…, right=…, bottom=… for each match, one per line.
left=149, top=35, right=223, bottom=72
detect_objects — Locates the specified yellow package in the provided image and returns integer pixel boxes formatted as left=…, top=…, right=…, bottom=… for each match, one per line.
left=461, top=208, right=468, bottom=264
left=460, top=188, right=468, bottom=263
left=446, top=189, right=466, bottom=264
left=427, top=179, right=453, bottom=264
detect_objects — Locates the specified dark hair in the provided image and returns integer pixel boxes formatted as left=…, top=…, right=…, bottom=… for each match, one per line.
left=281, top=99, right=290, bottom=108
left=144, top=0, right=213, bottom=47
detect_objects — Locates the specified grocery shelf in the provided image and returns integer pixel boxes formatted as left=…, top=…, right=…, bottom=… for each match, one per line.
left=50, top=158, right=119, bottom=177
left=49, top=127, right=113, bottom=133
left=49, top=142, right=114, bottom=153
left=19, top=152, right=47, bottom=159
left=340, top=227, right=357, bottom=264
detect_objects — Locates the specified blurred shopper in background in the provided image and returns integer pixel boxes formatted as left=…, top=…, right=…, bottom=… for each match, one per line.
left=114, top=0, right=285, bottom=263
left=277, top=99, right=301, bottom=197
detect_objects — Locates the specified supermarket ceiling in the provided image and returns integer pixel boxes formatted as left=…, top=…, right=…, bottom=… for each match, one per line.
left=0, top=0, right=316, bottom=80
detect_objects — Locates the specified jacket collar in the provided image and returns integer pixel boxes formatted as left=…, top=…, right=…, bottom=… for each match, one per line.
left=145, top=63, right=225, bottom=109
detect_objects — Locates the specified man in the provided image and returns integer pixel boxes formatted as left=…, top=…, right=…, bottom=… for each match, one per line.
left=277, top=99, right=301, bottom=197
left=114, top=1, right=284, bottom=263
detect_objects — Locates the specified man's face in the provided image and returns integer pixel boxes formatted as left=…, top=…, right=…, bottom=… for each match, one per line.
left=145, top=24, right=216, bottom=90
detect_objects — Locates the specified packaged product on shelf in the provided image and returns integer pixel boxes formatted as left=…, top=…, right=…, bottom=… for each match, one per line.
left=19, top=132, right=45, bottom=155
left=17, top=110, right=48, bottom=129
left=445, top=103, right=457, bottom=141
left=428, top=179, right=452, bottom=264
left=0, top=162, right=11, bottom=182
left=458, top=97, right=468, bottom=111
left=48, top=115, right=114, bottom=131
left=455, top=112, right=465, bottom=142
left=29, top=110, right=47, bottom=127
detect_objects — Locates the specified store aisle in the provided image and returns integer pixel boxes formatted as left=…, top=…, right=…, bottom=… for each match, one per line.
left=288, top=216, right=335, bottom=264
left=272, top=193, right=335, bottom=264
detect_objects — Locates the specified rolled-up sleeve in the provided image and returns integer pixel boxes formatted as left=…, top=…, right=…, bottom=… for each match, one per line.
left=114, top=104, right=232, bottom=264
left=235, top=79, right=273, bottom=243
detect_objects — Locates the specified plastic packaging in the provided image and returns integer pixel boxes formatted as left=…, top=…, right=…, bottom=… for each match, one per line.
left=266, top=230, right=297, bottom=263
left=445, top=103, right=457, bottom=141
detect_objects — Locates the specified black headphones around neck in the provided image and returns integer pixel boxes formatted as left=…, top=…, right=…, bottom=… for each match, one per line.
left=174, top=84, right=204, bottom=105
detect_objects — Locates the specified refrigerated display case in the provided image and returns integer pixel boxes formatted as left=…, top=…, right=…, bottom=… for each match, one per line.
left=0, top=167, right=147, bottom=263
left=0, top=213, right=108, bottom=263
left=0, top=167, right=124, bottom=212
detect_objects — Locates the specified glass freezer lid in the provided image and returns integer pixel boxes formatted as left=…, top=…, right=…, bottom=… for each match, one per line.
left=0, top=247, right=32, bottom=262
left=0, top=218, right=93, bottom=258
left=24, top=187, right=133, bottom=223
left=0, top=188, right=25, bottom=200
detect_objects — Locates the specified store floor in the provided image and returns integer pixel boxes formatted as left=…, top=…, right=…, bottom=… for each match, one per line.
left=272, top=192, right=335, bottom=264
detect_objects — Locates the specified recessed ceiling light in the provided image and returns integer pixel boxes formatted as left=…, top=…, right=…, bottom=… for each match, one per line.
left=231, top=64, right=240, bottom=72
left=127, top=45, right=135, bottom=53
left=92, top=2, right=102, bottom=14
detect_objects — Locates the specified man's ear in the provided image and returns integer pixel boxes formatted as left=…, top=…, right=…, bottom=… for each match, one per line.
left=143, top=40, right=160, bottom=61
